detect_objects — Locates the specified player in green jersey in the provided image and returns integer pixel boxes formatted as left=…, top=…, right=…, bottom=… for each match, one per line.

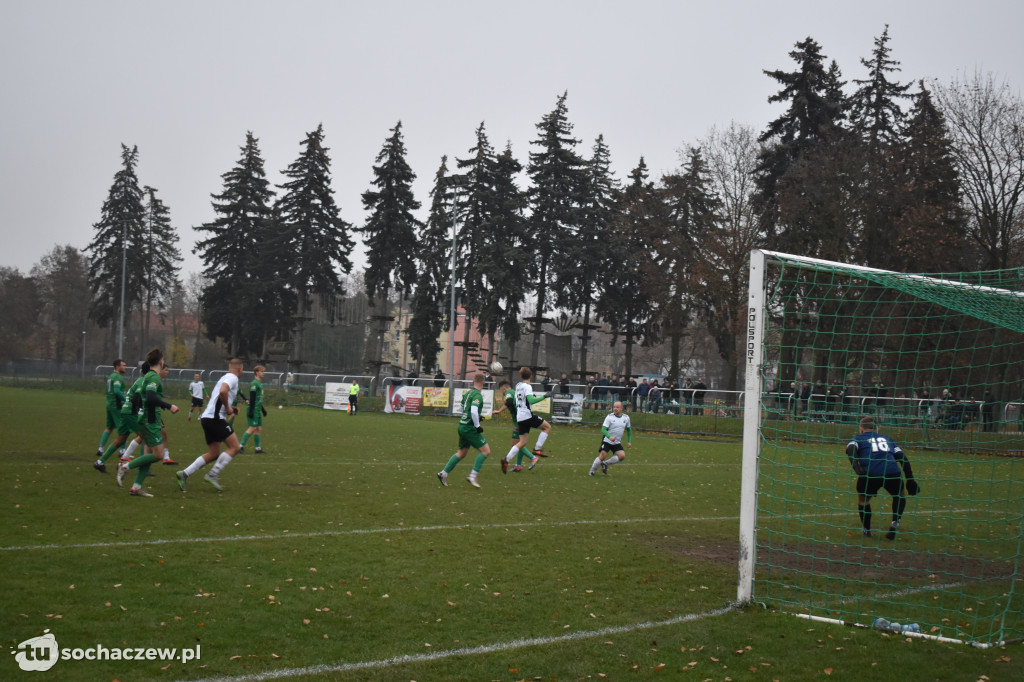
left=437, top=372, right=492, bottom=489
left=94, top=362, right=146, bottom=472
left=95, top=359, right=127, bottom=458
left=489, top=380, right=521, bottom=473
left=239, top=365, right=267, bottom=453
left=116, top=348, right=179, bottom=497
left=119, top=362, right=178, bottom=465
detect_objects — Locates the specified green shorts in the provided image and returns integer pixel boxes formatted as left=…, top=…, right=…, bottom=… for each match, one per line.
left=247, top=411, right=263, bottom=428
left=458, top=425, right=487, bottom=451
left=118, top=412, right=140, bottom=436
left=140, top=421, right=163, bottom=447
left=106, top=406, right=122, bottom=431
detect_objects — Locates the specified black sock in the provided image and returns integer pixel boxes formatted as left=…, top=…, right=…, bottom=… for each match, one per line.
left=859, top=504, right=872, bottom=530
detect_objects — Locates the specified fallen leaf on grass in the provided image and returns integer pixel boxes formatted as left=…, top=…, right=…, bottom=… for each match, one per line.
left=824, top=668, right=833, bottom=675
left=654, top=663, right=666, bottom=670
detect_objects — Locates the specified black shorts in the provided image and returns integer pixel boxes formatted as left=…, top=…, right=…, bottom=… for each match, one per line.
left=600, top=441, right=625, bottom=454
left=856, top=474, right=902, bottom=498
left=200, top=417, right=234, bottom=445
left=517, top=414, right=545, bottom=435
left=191, top=397, right=204, bottom=407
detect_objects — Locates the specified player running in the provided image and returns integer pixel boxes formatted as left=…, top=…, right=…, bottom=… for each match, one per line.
left=176, top=358, right=244, bottom=492
left=437, top=372, right=492, bottom=489
left=95, top=359, right=127, bottom=460
left=589, top=401, right=632, bottom=475
left=116, top=349, right=179, bottom=497
left=186, top=372, right=206, bottom=421
left=502, top=366, right=552, bottom=473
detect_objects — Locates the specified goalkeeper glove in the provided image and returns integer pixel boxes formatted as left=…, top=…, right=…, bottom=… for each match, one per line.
left=262, top=407, right=267, bottom=417
left=247, top=405, right=254, bottom=419
left=476, top=426, right=484, bottom=434
left=905, top=478, right=919, bottom=496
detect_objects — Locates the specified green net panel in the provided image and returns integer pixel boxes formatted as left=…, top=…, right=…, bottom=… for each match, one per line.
left=745, top=250, right=1024, bottom=645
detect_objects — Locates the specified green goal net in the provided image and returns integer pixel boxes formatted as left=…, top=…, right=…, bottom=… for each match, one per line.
left=738, top=250, right=1024, bottom=646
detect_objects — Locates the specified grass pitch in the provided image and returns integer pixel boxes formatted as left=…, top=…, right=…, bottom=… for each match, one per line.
left=1, top=386, right=1022, bottom=681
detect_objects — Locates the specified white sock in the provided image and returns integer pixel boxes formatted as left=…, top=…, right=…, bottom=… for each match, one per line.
left=163, top=448, right=171, bottom=461
left=210, top=452, right=233, bottom=477
left=184, top=456, right=209, bottom=477
left=124, top=440, right=140, bottom=459
left=535, top=432, right=548, bottom=450
left=590, top=457, right=601, bottom=472
left=505, top=446, right=518, bottom=463
left=605, top=455, right=621, bottom=467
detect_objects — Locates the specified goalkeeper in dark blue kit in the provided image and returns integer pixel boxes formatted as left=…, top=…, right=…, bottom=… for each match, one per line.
left=846, top=417, right=920, bottom=539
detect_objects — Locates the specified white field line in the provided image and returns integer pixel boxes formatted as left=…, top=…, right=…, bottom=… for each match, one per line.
left=0, top=516, right=733, bottom=552
left=177, top=603, right=739, bottom=682
left=0, top=506, right=999, bottom=553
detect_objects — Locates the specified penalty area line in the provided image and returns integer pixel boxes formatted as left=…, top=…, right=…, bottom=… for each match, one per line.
left=178, top=603, right=738, bottom=682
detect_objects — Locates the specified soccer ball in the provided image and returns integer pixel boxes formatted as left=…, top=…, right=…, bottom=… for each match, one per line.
left=490, top=361, right=503, bottom=374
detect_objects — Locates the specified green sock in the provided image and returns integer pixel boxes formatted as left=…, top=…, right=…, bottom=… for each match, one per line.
left=99, top=440, right=121, bottom=463
left=472, top=453, right=487, bottom=473
left=128, top=453, right=159, bottom=470
left=99, top=431, right=110, bottom=449
left=254, top=435, right=261, bottom=448
left=516, top=450, right=527, bottom=466
left=240, top=433, right=250, bottom=447
left=443, top=454, right=460, bottom=473
left=134, top=463, right=152, bottom=487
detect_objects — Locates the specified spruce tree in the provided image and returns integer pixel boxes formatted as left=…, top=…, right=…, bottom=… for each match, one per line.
left=484, top=142, right=530, bottom=364
left=407, top=157, right=453, bottom=373
left=895, top=82, right=966, bottom=271
left=195, top=132, right=277, bottom=358
left=85, top=144, right=147, bottom=351
left=360, top=121, right=422, bottom=374
left=452, top=123, right=499, bottom=376
left=754, top=37, right=850, bottom=258
left=569, top=135, right=619, bottom=379
left=658, top=146, right=720, bottom=381
left=850, top=25, right=912, bottom=268
left=595, top=158, right=663, bottom=378
left=139, top=186, right=182, bottom=354
left=525, top=92, right=587, bottom=367
left=273, top=124, right=354, bottom=371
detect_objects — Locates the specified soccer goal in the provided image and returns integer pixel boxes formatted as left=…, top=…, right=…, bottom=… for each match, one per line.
left=738, top=249, right=1024, bottom=646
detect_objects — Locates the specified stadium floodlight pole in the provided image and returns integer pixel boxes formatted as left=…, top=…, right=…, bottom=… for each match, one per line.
left=81, top=331, right=86, bottom=377
left=117, top=220, right=127, bottom=359
left=737, top=248, right=767, bottom=604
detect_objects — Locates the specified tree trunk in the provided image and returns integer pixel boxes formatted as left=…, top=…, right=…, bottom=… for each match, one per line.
left=579, top=301, right=592, bottom=379
left=291, top=291, right=307, bottom=373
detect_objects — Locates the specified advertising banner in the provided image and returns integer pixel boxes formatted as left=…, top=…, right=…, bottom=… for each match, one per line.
left=324, top=382, right=351, bottom=411
left=385, top=385, right=423, bottom=415
left=550, top=392, right=584, bottom=424
left=422, top=387, right=449, bottom=408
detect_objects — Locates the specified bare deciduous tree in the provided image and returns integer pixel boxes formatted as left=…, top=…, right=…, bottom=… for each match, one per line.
left=934, top=72, right=1024, bottom=268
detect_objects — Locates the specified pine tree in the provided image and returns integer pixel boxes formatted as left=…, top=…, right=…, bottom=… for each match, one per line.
left=360, top=121, right=422, bottom=374
left=551, top=134, right=618, bottom=380
left=273, top=124, right=354, bottom=371
left=596, top=159, right=663, bottom=378
left=526, top=92, right=587, bottom=367
left=139, top=187, right=182, bottom=354
left=195, top=132, right=277, bottom=358
left=754, top=37, right=850, bottom=259
left=658, top=146, right=720, bottom=381
left=407, top=157, right=453, bottom=373
left=447, top=123, right=498, bottom=375
left=484, top=143, right=530, bottom=364
left=85, top=144, right=147, bottom=351
left=850, top=25, right=912, bottom=268
left=895, top=82, right=966, bottom=271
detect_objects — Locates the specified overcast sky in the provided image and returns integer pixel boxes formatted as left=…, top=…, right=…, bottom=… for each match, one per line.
left=3, top=0, right=1022, bottom=278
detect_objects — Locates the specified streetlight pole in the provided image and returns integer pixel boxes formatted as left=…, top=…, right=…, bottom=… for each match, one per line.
left=117, top=221, right=127, bottom=359
left=81, top=330, right=86, bottom=378
left=447, top=184, right=459, bottom=414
